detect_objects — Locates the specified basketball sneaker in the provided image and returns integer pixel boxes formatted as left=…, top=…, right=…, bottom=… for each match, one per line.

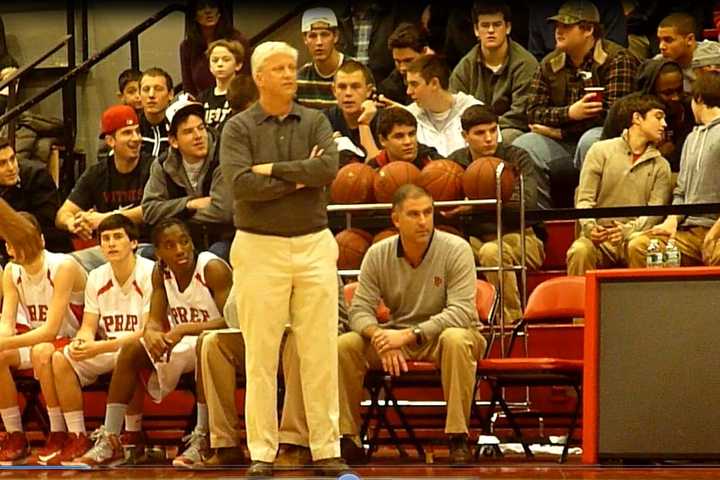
left=172, top=428, right=209, bottom=469
left=67, top=426, right=123, bottom=467
left=37, top=431, right=69, bottom=465
left=0, top=432, right=29, bottom=465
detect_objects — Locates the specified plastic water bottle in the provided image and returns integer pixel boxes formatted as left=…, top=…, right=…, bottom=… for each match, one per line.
left=664, top=239, right=681, bottom=267
left=646, top=239, right=664, bottom=268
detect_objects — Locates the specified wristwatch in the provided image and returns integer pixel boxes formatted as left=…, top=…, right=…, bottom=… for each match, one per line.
left=412, top=327, right=424, bottom=346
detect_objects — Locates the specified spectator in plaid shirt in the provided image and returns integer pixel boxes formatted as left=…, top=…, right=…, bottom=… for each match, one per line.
left=513, top=0, right=637, bottom=209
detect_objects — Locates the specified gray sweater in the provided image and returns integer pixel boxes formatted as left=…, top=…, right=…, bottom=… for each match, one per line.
left=220, top=102, right=338, bottom=236
left=674, top=116, right=720, bottom=228
left=142, top=128, right=233, bottom=226
left=349, top=230, right=479, bottom=341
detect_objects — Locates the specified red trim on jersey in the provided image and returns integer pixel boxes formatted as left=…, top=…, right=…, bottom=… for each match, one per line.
left=97, top=279, right=114, bottom=297
left=70, top=303, right=84, bottom=322
left=46, top=269, right=54, bottom=288
left=194, top=272, right=208, bottom=289
left=132, top=280, right=143, bottom=298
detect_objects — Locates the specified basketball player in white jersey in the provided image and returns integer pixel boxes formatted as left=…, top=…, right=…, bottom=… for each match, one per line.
left=0, top=212, right=86, bottom=465
left=38, top=214, right=154, bottom=465
left=72, top=217, right=232, bottom=466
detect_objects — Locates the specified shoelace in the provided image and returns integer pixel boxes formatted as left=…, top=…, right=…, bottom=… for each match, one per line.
left=180, top=431, right=206, bottom=453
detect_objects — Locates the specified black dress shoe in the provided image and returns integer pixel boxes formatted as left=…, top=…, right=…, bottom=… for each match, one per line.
left=313, top=457, right=352, bottom=477
left=340, top=437, right=367, bottom=465
left=448, top=433, right=472, bottom=465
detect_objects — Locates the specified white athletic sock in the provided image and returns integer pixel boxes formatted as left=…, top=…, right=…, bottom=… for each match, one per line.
left=63, top=410, right=86, bottom=434
left=0, top=406, right=23, bottom=433
left=104, top=403, right=127, bottom=436
left=196, top=403, right=208, bottom=433
left=47, top=407, right=66, bottom=432
left=124, top=414, right=143, bottom=432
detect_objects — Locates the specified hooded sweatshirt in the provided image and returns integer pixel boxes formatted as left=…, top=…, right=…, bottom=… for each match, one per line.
left=406, top=91, right=481, bottom=157
left=602, top=58, right=693, bottom=171
left=674, top=115, right=720, bottom=228
left=142, top=127, right=234, bottom=232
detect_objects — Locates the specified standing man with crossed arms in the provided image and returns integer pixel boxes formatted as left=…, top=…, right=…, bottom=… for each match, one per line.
left=220, top=41, right=348, bottom=477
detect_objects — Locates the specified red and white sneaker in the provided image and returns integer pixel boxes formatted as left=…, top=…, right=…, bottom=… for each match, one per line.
left=37, top=431, right=69, bottom=465
left=46, top=433, right=91, bottom=466
left=66, top=427, right=124, bottom=467
left=0, top=431, right=30, bottom=465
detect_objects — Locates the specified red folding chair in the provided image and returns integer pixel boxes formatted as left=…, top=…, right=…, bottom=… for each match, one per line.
left=476, top=276, right=585, bottom=462
left=344, top=279, right=497, bottom=459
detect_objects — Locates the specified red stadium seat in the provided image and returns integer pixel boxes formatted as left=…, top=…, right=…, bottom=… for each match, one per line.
left=344, top=280, right=498, bottom=459
left=476, top=276, right=585, bottom=463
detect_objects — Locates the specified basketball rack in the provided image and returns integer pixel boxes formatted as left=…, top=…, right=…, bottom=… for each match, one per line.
left=328, top=163, right=529, bottom=358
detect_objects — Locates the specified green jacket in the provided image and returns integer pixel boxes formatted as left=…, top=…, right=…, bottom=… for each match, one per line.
left=449, top=40, right=538, bottom=132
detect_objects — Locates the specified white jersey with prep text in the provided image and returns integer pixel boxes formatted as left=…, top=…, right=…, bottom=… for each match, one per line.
left=86, top=256, right=155, bottom=339
left=162, top=251, right=223, bottom=327
left=10, top=250, right=84, bottom=338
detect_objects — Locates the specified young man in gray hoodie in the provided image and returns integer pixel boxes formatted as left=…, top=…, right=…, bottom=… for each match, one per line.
left=141, top=94, right=234, bottom=260
left=628, top=72, right=720, bottom=267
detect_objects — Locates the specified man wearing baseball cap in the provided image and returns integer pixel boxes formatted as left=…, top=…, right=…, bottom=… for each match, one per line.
left=513, top=0, right=637, bottom=210
left=56, top=104, right=153, bottom=270
left=141, top=93, right=234, bottom=260
left=297, top=7, right=349, bottom=109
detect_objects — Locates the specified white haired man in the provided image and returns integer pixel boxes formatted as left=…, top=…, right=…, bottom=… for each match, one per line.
left=219, top=41, right=348, bottom=477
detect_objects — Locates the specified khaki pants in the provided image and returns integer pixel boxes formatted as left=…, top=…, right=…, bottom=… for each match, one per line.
left=566, top=233, right=647, bottom=275
left=230, top=229, right=340, bottom=463
left=626, top=226, right=720, bottom=268
left=469, top=230, right=545, bottom=323
left=338, top=328, right=486, bottom=436
left=197, top=330, right=308, bottom=449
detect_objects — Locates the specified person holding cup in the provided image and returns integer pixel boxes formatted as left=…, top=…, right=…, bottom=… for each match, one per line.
left=512, top=0, right=637, bottom=210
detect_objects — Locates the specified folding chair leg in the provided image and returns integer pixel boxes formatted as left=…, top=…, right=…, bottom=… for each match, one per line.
left=20, top=389, right=49, bottom=434
left=375, top=405, right=409, bottom=459
left=559, top=384, right=582, bottom=464
left=495, top=385, right=533, bottom=459
left=474, top=384, right=502, bottom=460
left=360, top=382, right=381, bottom=441
left=382, top=380, right=425, bottom=460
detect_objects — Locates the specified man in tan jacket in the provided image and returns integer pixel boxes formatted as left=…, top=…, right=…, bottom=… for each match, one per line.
left=566, top=95, right=672, bottom=275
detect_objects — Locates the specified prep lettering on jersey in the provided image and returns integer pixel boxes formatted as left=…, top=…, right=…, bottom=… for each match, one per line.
left=27, top=305, right=48, bottom=323
left=169, top=307, right=210, bottom=324
left=102, top=314, right=138, bottom=333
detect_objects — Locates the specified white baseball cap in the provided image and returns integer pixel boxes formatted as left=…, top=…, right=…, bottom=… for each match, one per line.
left=301, top=7, right=338, bottom=33
left=166, top=92, right=205, bottom=134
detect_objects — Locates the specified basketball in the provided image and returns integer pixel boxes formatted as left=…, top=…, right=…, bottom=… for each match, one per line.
left=373, top=161, right=421, bottom=203
left=414, top=160, right=465, bottom=201
left=335, top=228, right=372, bottom=270
left=330, top=162, right=377, bottom=204
left=462, top=156, right=516, bottom=203
left=373, top=228, right=399, bottom=244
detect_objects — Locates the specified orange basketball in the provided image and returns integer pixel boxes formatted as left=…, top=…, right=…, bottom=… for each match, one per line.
left=414, top=160, right=465, bottom=201
left=372, top=228, right=399, bottom=244
left=373, top=161, right=421, bottom=203
left=335, top=228, right=372, bottom=270
left=330, top=163, right=377, bottom=204
left=462, top=156, right=516, bottom=203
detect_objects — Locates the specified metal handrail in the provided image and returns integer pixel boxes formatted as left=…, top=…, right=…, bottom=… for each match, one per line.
left=0, top=35, right=71, bottom=93
left=0, top=3, right=186, bottom=127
